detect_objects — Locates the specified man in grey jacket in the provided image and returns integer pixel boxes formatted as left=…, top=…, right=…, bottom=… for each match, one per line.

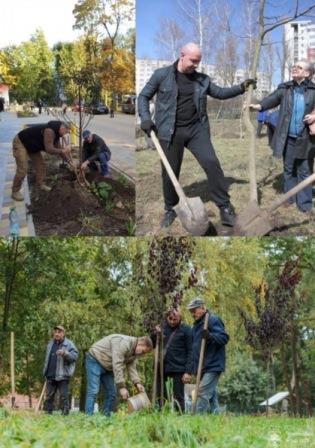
left=43, top=325, right=78, bottom=415
left=138, top=42, right=256, bottom=228
left=85, top=334, right=153, bottom=415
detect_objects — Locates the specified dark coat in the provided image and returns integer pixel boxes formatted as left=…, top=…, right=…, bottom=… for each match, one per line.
left=138, top=62, right=244, bottom=143
left=43, top=337, right=78, bottom=381
left=260, top=80, right=315, bottom=159
left=151, top=321, right=193, bottom=374
left=191, top=311, right=229, bottom=375
left=83, top=134, right=111, bottom=162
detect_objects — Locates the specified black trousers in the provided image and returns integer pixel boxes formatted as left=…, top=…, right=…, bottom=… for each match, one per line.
left=160, top=121, right=230, bottom=210
left=157, top=372, right=185, bottom=412
left=43, top=379, right=70, bottom=414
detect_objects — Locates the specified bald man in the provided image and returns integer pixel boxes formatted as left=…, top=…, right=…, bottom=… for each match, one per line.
left=138, top=43, right=256, bottom=228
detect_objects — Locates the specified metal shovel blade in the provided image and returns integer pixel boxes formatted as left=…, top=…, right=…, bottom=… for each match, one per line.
left=174, top=196, right=209, bottom=236
left=234, top=200, right=274, bottom=236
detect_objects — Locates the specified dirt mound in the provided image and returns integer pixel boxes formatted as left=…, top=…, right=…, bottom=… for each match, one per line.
left=30, top=180, right=101, bottom=224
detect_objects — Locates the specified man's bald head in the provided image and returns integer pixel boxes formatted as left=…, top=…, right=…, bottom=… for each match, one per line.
left=178, top=42, right=202, bottom=74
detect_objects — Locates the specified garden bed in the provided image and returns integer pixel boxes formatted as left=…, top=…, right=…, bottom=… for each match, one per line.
left=27, top=157, right=135, bottom=236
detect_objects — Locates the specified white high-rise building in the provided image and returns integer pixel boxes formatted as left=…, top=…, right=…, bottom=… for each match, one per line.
left=284, top=20, right=315, bottom=79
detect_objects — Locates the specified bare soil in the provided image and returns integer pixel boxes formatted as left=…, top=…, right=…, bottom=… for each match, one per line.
left=27, top=157, right=135, bottom=236
left=136, top=119, right=315, bottom=237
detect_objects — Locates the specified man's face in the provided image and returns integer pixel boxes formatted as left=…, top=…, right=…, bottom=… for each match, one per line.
left=53, top=328, right=65, bottom=341
left=180, top=49, right=201, bottom=73
left=59, top=125, right=69, bottom=137
left=135, top=343, right=151, bottom=355
left=291, top=61, right=309, bottom=82
left=84, top=134, right=93, bottom=144
left=167, top=311, right=181, bottom=328
left=189, top=306, right=206, bottom=321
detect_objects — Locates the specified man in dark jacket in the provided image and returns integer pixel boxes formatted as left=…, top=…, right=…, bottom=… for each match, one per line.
left=187, top=298, right=229, bottom=414
left=11, top=121, right=71, bottom=201
left=81, top=130, right=111, bottom=177
left=151, top=308, right=192, bottom=411
left=250, top=60, right=315, bottom=213
left=43, top=325, right=78, bottom=415
left=138, top=42, right=256, bottom=228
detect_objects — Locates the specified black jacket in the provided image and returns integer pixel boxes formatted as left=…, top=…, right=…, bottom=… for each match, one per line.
left=260, top=79, right=315, bottom=159
left=83, top=134, right=111, bottom=162
left=138, top=61, right=244, bottom=143
left=151, top=321, right=193, bottom=374
left=18, top=121, right=62, bottom=154
left=192, top=311, right=229, bottom=375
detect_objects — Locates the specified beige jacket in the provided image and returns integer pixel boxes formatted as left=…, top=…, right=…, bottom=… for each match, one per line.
left=89, top=334, right=140, bottom=389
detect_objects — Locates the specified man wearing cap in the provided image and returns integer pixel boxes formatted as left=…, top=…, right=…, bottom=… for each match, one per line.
left=11, top=121, right=71, bottom=201
left=81, top=130, right=111, bottom=177
left=85, top=334, right=153, bottom=416
left=187, top=298, right=229, bottom=414
left=43, top=325, right=78, bottom=415
left=151, top=308, right=192, bottom=412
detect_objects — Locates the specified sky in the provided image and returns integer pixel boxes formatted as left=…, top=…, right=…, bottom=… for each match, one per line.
left=136, top=0, right=315, bottom=60
left=1, top=0, right=83, bottom=48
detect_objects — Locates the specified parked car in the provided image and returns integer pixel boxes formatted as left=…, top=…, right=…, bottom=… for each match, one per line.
left=90, top=102, right=109, bottom=115
left=71, top=101, right=85, bottom=112
left=122, top=95, right=136, bottom=114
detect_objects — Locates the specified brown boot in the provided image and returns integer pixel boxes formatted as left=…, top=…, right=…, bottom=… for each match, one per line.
left=12, top=190, right=24, bottom=201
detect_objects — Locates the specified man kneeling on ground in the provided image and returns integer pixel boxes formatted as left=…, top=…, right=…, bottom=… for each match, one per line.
left=85, top=334, right=153, bottom=416
left=81, top=130, right=111, bottom=178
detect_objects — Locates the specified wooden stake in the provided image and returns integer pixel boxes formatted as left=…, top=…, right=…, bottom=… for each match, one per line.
left=152, top=333, right=160, bottom=405
left=10, top=332, right=15, bottom=409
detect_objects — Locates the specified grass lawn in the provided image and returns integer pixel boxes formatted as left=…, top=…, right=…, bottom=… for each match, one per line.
left=1, top=409, right=315, bottom=448
left=136, top=119, right=315, bottom=236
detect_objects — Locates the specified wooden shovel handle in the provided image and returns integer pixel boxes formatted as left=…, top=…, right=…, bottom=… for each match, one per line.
left=150, top=130, right=187, bottom=203
left=35, top=380, right=47, bottom=413
left=191, top=312, right=209, bottom=415
left=152, top=333, right=160, bottom=405
left=267, top=172, right=315, bottom=213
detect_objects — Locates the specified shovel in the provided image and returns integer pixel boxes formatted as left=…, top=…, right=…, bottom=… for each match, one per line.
left=234, top=172, right=315, bottom=236
left=150, top=131, right=209, bottom=236
left=191, top=312, right=209, bottom=415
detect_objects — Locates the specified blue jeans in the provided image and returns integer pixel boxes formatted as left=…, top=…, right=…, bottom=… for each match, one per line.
left=196, top=372, right=220, bottom=414
left=98, top=151, right=109, bottom=176
left=85, top=353, right=116, bottom=416
left=283, top=138, right=313, bottom=211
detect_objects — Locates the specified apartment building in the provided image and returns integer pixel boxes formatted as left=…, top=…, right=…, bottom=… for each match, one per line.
left=284, top=20, right=315, bottom=79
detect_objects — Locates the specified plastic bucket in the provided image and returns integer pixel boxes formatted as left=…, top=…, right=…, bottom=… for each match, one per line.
left=127, top=392, right=151, bottom=413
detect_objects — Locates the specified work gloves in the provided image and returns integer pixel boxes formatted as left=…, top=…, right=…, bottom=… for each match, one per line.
left=201, top=329, right=211, bottom=341
left=240, top=78, right=257, bottom=92
left=141, top=119, right=156, bottom=136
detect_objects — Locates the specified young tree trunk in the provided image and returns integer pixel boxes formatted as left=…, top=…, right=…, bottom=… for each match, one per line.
left=79, top=351, right=87, bottom=412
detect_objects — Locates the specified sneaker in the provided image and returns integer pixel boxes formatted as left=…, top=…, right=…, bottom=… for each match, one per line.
left=39, top=184, right=52, bottom=192
left=12, top=191, right=24, bottom=201
left=219, top=204, right=236, bottom=227
left=160, top=209, right=177, bottom=228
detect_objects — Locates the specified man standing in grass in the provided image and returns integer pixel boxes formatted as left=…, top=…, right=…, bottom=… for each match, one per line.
left=187, top=298, right=229, bottom=414
left=151, top=308, right=192, bottom=412
left=43, top=325, right=78, bottom=415
left=85, top=334, right=153, bottom=416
